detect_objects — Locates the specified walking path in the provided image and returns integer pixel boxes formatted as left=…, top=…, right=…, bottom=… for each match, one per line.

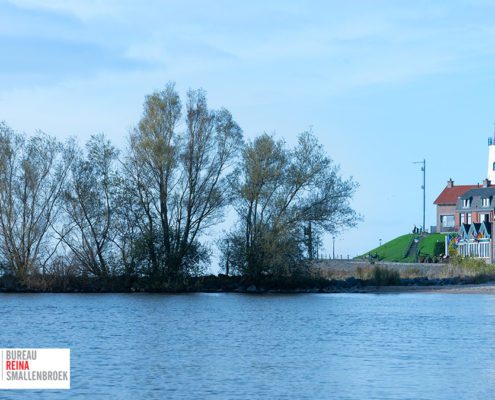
left=360, top=283, right=495, bottom=294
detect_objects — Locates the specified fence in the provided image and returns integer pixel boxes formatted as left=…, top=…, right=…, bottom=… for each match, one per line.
left=438, top=226, right=457, bottom=233
left=314, top=254, right=358, bottom=260
left=314, top=259, right=446, bottom=276
left=403, top=235, right=416, bottom=258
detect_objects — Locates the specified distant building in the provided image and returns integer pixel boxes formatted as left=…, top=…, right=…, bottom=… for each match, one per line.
left=441, top=135, right=495, bottom=262
left=433, top=179, right=477, bottom=233
left=455, top=181, right=495, bottom=261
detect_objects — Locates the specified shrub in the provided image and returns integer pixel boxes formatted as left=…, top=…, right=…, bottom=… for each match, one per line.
left=354, top=266, right=374, bottom=280
left=433, top=241, right=444, bottom=257
left=373, top=266, right=400, bottom=286
left=445, top=255, right=495, bottom=277
left=355, top=265, right=400, bottom=285
left=403, top=266, right=422, bottom=277
left=448, top=242, right=458, bottom=256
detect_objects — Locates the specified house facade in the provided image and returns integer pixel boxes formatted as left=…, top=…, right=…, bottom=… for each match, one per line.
left=456, top=221, right=492, bottom=261
left=433, top=179, right=477, bottom=233
left=454, top=183, right=495, bottom=262
left=448, top=136, right=495, bottom=262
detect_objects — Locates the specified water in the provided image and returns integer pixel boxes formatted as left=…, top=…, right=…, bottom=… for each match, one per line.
left=1, top=293, right=495, bottom=399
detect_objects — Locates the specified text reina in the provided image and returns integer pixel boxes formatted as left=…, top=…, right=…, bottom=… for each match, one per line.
left=5, top=350, right=36, bottom=370
left=6, top=361, right=29, bottom=371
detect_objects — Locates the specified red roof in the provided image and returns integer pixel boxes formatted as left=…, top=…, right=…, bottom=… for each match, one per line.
left=433, top=185, right=478, bottom=204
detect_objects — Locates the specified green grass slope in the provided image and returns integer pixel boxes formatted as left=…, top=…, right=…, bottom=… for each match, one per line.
left=356, top=233, right=414, bottom=262
left=418, top=234, right=446, bottom=255
left=356, top=233, right=449, bottom=262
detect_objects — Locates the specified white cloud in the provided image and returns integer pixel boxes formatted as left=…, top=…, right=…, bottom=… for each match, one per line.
left=5, top=0, right=126, bottom=21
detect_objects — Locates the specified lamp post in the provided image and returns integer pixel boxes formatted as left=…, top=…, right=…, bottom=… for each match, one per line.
left=304, top=221, right=313, bottom=260
left=333, top=237, right=335, bottom=259
left=225, top=239, right=230, bottom=277
left=415, top=237, right=425, bottom=263
left=316, top=234, right=319, bottom=259
left=413, top=159, right=426, bottom=233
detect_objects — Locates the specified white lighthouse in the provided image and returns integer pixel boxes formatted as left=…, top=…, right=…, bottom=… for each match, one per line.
left=488, top=133, right=495, bottom=182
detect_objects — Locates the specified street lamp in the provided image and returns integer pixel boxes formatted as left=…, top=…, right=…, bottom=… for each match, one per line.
left=414, top=237, right=425, bottom=263
left=316, top=234, right=319, bottom=259
left=413, top=159, right=426, bottom=234
left=333, top=237, right=335, bottom=259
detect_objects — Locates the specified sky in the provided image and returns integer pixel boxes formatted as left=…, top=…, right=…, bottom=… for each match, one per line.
left=2, top=0, right=495, bottom=272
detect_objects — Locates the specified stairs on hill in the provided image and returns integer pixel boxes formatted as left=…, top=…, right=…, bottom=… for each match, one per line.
left=406, top=240, right=418, bottom=258
left=406, top=234, right=426, bottom=258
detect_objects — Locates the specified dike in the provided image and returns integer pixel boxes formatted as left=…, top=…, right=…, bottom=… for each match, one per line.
left=314, top=259, right=446, bottom=277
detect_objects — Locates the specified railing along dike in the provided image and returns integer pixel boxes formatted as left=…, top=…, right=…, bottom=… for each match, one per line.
left=403, top=235, right=416, bottom=258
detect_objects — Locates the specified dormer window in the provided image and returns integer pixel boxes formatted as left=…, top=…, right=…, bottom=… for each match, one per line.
left=462, top=199, right=471, bottom=208
left=482, top=197, right=490, bottom=207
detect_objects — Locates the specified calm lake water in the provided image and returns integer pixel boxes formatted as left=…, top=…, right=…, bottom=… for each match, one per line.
left=1, top=292, right=495, bottom=399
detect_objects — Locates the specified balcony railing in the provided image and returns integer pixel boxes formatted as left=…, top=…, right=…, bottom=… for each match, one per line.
left=439, top=226, right=457, bottom=233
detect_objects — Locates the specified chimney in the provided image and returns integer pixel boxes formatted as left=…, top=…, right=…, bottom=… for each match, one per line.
left=447, top=179, right=454, bottom=188
left=484, top=179, right=491, bottom=188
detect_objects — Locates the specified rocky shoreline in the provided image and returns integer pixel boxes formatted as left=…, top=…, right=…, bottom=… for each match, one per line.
left=1, top=275, right=493, bottom=294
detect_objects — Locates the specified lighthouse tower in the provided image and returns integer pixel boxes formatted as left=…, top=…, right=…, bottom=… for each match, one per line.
left=488, top=131, right=495, bottom=182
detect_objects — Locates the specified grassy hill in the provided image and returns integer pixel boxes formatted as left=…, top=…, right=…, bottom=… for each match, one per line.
left=355, top=233, right=449, bottom=262
left=418, top=234, right=450, bottom=257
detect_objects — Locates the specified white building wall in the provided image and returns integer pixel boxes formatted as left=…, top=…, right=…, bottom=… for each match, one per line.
left=488, top=145, right=495, bottom=181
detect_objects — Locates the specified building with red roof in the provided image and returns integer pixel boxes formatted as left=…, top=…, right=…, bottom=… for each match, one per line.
left=433, top=135, right=495, bottom=262
left=433, top=179, right=477, bottom=232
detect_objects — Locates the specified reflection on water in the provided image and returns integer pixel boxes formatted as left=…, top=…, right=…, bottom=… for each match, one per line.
left=1, top=293, right=495, bottom=399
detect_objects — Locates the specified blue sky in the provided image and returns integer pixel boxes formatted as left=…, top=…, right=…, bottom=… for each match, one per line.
left=2, top=0, right=495, bottom=270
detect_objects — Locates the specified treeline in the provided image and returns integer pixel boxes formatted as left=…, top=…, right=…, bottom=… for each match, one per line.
left=0, top=82, right=360, bottom=290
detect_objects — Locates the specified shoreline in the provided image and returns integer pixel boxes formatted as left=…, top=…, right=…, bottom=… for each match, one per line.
left=3, top=284, right=495, bottom=294
left=358, top=283, right=495, bottom=294
left=3, top=271, right=495, bottom=295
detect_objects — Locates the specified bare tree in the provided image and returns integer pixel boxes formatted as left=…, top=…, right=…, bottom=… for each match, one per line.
left=110, top=176, right=144, bottom=283
left=0, top=122, right=74, bottom=280
left=123, top=82, right=243, bottom=283
left=223, top=130, right=361, bottom=279
left=56, top=134, right=119, bottom=277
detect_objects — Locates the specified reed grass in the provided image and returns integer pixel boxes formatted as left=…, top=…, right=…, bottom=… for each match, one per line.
left=354, top=265, right=401, bottom=286
left=441, top=255, right=495, bottom=280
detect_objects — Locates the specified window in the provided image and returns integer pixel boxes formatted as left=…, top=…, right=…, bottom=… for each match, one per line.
left=440, top=215, right=455, bottom=227
left=462, top=199, right=471, bottom=208
left=467, top=212, right=472, bottom=224
left=466, top=242, right=491, bottom=258
left=481, top=213, right=490, bottom=223
left=480, top=243, right=490, bottom=258
left=461, top=213, right=465, bottom=224
left=492, top=161, right=495, bottom=171
left=482, top=198, right=490, bottom=207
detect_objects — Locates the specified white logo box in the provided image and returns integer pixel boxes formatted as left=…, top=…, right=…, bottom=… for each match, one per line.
left=0, top=349, right=70, bottom=389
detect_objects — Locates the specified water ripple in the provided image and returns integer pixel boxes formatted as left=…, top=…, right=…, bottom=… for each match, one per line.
left=0, top=293, right=494, bottom=399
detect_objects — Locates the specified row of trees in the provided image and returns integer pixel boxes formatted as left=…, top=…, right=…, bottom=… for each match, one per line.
left=0, top=82, right=361, bottom=287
